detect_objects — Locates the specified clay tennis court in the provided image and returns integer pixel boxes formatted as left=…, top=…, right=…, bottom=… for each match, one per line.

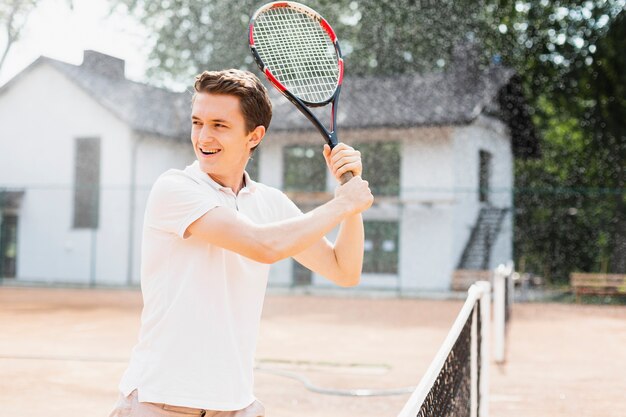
left=0, top=286, right=625, bottom=417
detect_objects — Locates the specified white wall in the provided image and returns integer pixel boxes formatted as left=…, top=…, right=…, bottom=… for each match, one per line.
left=258, top=136, right=284, bottom=189
left=490, top=210, right=513, bottom=270
left=451, top=115, right=514, bottom=272
left=398, top=128, right=456, bottom=290
left=400, top=128, right=455, bottom=204
left=0, top=63, right=134, bottom=284
left=128, top=135, right=195, bottom=284
left=399, top=204, right=454, bottom=290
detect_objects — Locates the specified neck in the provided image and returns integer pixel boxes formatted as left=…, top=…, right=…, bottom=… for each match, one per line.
left=207, top=171, right=246, bottom=194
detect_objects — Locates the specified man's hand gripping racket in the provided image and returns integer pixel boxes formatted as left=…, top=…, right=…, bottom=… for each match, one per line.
left=249, top=1, right=356, bottom=185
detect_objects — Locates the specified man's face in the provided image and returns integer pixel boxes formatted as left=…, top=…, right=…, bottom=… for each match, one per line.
left=190, top=92, right=260, bottom=178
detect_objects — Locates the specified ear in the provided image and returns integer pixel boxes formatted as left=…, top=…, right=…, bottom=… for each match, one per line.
left=248, top=125, right=266, bottom=149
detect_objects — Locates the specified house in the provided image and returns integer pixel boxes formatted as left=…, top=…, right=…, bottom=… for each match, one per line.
left=0, top=50, right=537, bottom=291
left=0, top=51, right=193, bottom=286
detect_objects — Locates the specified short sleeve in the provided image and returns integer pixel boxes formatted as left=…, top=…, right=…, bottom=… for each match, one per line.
left=145, top=171, right=222, bottom=238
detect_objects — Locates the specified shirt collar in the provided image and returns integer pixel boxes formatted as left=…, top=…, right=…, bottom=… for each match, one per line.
left=186, top=161, right=257, bottom=194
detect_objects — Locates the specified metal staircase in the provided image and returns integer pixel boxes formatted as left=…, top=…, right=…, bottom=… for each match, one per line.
left=458, top=206, right=509, bottom=270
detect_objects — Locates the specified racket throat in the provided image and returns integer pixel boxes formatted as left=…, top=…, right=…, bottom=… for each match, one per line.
left=327, top=131, right=339, bottom=148
left=328, top=101, right=339, bottom=148
left=309, top=117, right=336, bottom=147
left=314, top=119, right=337, bottom=148
left=293, top=97, right=339, bottom=148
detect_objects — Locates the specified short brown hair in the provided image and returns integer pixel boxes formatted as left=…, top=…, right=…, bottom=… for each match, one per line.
left=193, top=69, right=272, bottom=134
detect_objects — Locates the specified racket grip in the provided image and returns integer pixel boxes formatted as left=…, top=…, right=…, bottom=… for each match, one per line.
left=339, top=171, right=354, bottom=185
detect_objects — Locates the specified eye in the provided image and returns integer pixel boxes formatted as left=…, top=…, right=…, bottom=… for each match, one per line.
left=192, top=120, right=201, bottom=125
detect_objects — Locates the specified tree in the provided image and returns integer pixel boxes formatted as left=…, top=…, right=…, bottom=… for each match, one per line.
left=0, top=0, right=39, bottom=73
left=0, top=0, right=74, bottom=75
left=111, top=0, right=270, bottom=85
left=589, top=11, right=626, bottom=273
left=514, top=8, right=626, bottom=280
left=116, top=0, right=626, bottom=281
left=111, top=1, right=624, bottom=80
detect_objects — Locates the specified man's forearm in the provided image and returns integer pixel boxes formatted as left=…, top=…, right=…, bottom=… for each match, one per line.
left=330, top=214, right=365, bottom=285
left=253, top=198, right=354, bottom=263
left=188, top=176, right=372, bottom=264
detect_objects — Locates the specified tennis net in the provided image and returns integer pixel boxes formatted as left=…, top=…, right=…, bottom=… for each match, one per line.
left=398, top=282, right=491, bottom=417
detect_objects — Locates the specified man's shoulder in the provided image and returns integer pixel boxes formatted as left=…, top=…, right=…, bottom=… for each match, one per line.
left=146, top=167, right=211, bottom=203
left=154, top=167, right=202, bottom=188
left=155, top=168, right=198, bottom=182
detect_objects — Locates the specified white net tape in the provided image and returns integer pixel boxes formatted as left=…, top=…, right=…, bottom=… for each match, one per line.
left=253, top=6, right=340, bottom=104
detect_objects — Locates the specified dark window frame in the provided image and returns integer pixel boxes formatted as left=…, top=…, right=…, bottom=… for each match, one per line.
left=0, top=213, right=18, bottom=278
left=356, top=141, right=401, bottom=197
left=282, top=144, right=327, bottom=192
left=73, top=137, right=101, bottom=229
left=363, top=220, right=400, bottom=274
left=479, top=149, right=492, bottom=203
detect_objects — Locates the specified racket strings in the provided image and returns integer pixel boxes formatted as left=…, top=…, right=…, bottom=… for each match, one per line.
left=256, top=12, right=337, bottom=95
left=253, top=7, right=339, bottom=104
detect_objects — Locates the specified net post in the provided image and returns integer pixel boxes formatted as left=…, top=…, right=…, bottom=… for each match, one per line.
left=476, top=280, right=491, bottom=417
left=505, top=260, right=515, bottom=322
left=493, top=264, right=506, bottom=364
left=397, top=284, right=484, bottom=417
left=470, top=298, right=478, bottom=417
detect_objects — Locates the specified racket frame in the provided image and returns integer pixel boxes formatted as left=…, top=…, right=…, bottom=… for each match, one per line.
left=248, top=1, right=345, bottom=149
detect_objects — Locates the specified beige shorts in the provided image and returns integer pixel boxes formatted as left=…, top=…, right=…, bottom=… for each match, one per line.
left=108, top=390, right=265, bottom=417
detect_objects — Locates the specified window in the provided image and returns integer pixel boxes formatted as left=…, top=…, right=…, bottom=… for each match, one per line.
left=73, top=138, right=101, bottom=229
left=479, top=150, right=491, bottom=203
left=283, top=145, right=326, bottom=192
left=363, top=221, right=399, bottom=274
left=357, top=141, right=400, bottom=196
left=0, top=214, right=17, bottom=278
left=292, top=260, right=312, bottom=286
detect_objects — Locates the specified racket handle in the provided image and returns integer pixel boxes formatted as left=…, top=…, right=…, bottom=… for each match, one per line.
left=339, top=171, right=353, bottom=185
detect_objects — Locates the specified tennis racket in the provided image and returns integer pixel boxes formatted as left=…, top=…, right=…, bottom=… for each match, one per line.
left=248, top=1, right=352, bottom=184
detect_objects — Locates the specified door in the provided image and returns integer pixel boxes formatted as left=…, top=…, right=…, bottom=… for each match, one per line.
left=0, top=214, right=18, bottom=278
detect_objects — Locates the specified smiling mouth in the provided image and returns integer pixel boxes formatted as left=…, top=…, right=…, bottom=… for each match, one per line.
left=199, top=147, right=221, bottom=155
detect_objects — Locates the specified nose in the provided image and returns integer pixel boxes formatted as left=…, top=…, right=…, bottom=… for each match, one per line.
left=199, top=124, right=212, bottom=140
left=197, top=125, right=218, bottom=145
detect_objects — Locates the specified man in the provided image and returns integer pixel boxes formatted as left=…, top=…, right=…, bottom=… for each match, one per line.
left=109, top=69, right=373, bottom=416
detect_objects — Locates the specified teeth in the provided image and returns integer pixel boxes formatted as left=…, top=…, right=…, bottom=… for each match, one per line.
left=200, top=148, right=219, bottom=155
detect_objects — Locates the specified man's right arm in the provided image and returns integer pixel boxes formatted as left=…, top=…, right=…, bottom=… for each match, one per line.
left=186, top=176, right=373, bottom=264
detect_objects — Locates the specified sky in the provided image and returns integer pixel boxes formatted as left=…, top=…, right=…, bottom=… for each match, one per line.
left=0, top=0, right=150, bottom=87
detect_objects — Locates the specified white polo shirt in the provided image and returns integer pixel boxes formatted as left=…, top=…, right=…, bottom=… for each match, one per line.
left=119, top=161, right=301, bottom=410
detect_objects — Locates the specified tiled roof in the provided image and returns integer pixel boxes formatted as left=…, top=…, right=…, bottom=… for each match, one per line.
left=270, top=66, right=515, bottom=131
left=47, top=53, right=192, bottom=139
left=2, top=51, right=538, bottom=156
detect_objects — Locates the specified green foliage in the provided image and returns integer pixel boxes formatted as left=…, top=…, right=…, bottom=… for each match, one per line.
left=112, top=0, right=626, bottom=281
left=515, top=10, right=626, bottom=282
left=110, top=1, right=624, bottom=81
left=111, top=0, right=260, bottom=85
